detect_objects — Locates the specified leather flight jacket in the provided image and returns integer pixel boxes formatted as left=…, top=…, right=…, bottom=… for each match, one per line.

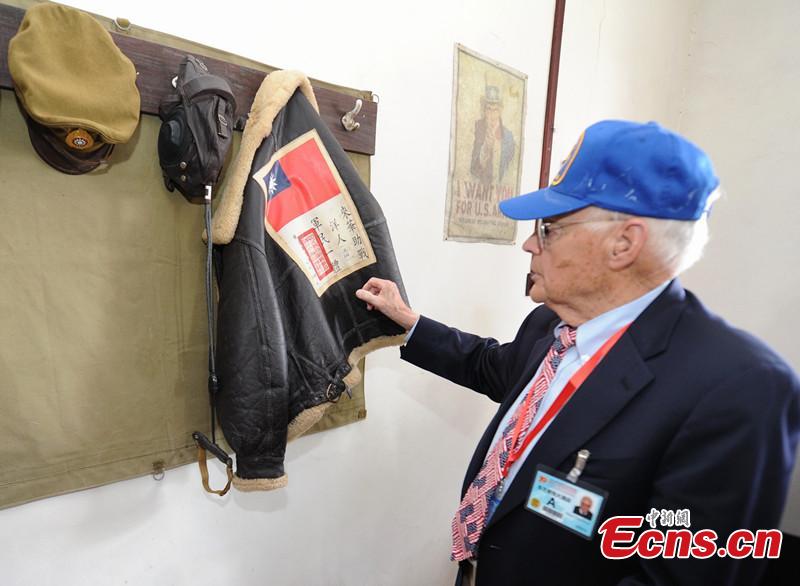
left=209, top=71, right=407, bottom=490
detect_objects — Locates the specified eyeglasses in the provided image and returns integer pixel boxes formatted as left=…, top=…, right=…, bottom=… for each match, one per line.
left=532, top=217, right=625, bottom=251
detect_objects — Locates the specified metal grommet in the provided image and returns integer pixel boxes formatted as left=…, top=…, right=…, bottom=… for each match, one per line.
left=152, top=460, right=165, bottom=481
left=179, top=161, right=187, bottom=170
left=114, top=17, right=131, bottom=32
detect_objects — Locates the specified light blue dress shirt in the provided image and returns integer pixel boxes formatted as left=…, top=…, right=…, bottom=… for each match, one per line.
left=488, top=281, right=670, bottom=502
left=405, top=281, right=670, bottom=505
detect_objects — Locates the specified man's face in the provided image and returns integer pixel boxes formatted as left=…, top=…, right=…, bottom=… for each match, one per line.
left=522, top=207, right=612, bottom=309
left=485, top=103, right=502, bottom=127
left=580, top=497, right=592, bottom=513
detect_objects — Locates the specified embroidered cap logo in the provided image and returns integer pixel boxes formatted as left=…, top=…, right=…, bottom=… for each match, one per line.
left=551, top=131, right=584, bottom=186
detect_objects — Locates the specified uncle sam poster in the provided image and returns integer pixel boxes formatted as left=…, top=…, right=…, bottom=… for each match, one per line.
left=444, top=44, right=527, bottom=244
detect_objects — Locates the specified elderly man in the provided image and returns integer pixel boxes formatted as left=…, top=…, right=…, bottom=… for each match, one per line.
left=575, top=495, right=594, bottom=520
left=356, top=120, right=800, bottom=586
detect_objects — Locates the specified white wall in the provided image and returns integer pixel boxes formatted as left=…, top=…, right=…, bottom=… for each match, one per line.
left=1, top=1, right=554, bottom=585
left=675, top=0, right=800, bottom=535
left=2, top=1, right=797, bottom=584
left=553, top=0, right=800, bottom=536
left=552, top=0, right=695, bottom=166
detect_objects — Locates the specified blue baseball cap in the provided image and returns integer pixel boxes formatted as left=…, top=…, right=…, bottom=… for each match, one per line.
left=499, top=120, right=719, bottom=221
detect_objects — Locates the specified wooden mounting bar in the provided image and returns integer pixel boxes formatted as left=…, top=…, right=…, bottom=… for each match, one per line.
left=0, top=3, right=377, bottom=155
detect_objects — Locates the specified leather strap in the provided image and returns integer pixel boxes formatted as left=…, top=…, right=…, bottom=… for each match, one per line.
left=197, top=446, right=233, bottom=496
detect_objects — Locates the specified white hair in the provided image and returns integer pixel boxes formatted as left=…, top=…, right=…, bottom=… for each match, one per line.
left=587, top=191, right=718, bottom=275
left=642, top=214, right=710, bottom=274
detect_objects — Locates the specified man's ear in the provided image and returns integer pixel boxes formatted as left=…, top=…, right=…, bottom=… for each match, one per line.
left=608, top=219, right=647, bottom=270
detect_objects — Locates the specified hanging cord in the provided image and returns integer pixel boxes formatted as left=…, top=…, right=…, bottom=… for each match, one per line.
left=204, top=185, right=218, bottom=444
left=193, top=183, right=233, bottom=496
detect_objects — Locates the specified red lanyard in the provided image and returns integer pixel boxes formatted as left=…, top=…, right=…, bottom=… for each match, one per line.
left=501, top=323, right=631, bottom=479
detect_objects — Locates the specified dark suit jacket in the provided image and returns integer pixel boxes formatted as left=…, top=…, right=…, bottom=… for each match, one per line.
left=400, top=280, right=800, bottom=586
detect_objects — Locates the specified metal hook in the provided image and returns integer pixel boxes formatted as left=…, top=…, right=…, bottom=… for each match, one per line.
left=341, top=98, right=363, bottom=132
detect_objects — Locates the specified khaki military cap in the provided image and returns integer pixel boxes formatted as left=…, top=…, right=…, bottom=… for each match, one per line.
left=8, top=3, right=141, bottom=174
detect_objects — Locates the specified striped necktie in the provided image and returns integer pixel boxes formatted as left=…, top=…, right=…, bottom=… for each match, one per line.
left=451, top=325, right=577, bottom=561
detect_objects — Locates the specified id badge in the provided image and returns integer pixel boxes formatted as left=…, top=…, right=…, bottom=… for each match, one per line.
left=525, top=464, right=608, bottom=540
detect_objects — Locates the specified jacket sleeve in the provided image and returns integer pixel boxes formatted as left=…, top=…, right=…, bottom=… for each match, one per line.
left=399, top=309, right=545, bottom=403
left=616, top=361, right=800, bottom=586
left=215, top=239, right=290, bottom=488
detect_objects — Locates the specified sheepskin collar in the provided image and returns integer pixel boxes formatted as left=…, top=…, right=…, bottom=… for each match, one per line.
left=210, top=70, right=318, bottom=244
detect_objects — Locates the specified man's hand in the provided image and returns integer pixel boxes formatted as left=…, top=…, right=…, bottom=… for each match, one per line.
left=356, top=278, right=419, bottom=331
